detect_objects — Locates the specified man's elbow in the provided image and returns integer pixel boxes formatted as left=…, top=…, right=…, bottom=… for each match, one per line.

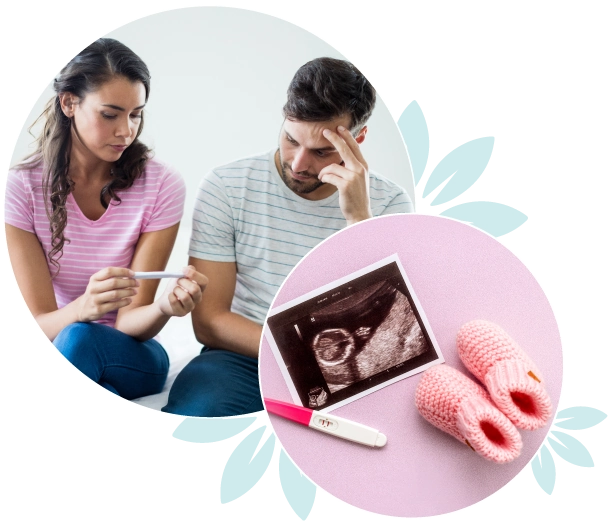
left=192, top=316, right=210, bottom=345
left=192, top=312, right=222, bottom=347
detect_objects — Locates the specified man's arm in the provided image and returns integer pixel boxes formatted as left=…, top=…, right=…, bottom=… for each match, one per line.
left=189, top=257, right=262, bottom=358
left=380, top=190, right=415, bottom=215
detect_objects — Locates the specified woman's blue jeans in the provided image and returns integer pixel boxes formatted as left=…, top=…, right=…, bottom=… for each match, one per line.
left=161, top=347, right=264, bottom=417
left=53, top=322, right=169, bottom=400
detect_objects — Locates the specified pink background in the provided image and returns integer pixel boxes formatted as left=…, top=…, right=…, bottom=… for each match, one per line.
left=259, top=215, right=562, bottom=517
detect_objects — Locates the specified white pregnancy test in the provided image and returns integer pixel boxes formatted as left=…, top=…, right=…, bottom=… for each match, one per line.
left=132, top=271, right=186, bottom=279
left=264, top=398, right=387, bottom=448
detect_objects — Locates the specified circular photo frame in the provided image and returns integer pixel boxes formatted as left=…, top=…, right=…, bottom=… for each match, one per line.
left=260, top=214, right=563, bottom=517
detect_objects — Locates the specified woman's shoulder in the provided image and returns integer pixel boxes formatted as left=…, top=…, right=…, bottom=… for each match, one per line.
left=138, top=156, right=186, bottom=206
left=7, top=159, right=44, bottom=190
left=141, top=156, right=184, bottom=187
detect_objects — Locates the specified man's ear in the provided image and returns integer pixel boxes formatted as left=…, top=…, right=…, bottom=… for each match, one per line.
left=59, top=92, right=78, bottom=118
left=355, top=126, right=368, bottom=144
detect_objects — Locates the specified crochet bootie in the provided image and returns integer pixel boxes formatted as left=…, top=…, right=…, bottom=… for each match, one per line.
left=457, top=320, right=552, bottom=430
left=415, top=364, right=522, bottom=463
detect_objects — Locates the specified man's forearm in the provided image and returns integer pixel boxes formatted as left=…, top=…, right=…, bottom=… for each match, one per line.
left=194, top=310, right=262, bottom=358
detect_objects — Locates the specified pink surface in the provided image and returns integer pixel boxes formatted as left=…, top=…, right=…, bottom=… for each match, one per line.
left=259, top=215, right=562, bottom=517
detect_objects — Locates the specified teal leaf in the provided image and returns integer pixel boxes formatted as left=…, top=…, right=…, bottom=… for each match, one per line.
left=531, top=445, right=556, bottom=495
left=279, top=449, right=316, bottom=520
left=440, top=201, right=527, bottom=237
left=548, top=431, right=594, bottom=467
left=220, top=426, right=276, bottom=503
left=424, top=137, right=494, bottom=205
left=173, top=416, right=256, bottom=443
left=397, top=101, right=429, bottom=186
left=554, top=407, right=607, bottom=430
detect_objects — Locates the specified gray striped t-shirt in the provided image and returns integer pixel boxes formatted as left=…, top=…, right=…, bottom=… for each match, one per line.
left=189, top=149, right=413, bottom=325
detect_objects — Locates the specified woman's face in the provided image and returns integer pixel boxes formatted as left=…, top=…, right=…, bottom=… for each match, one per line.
left=64, top=76, right=146, bottom=163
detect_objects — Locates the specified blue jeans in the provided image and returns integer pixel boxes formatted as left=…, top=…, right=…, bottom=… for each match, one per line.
left=54, top=322, right=169, bottom=400
left=161, top=347, right=264, bottom=417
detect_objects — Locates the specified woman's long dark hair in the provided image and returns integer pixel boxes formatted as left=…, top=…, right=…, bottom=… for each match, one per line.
left=18, top=38, right=152, bottom=271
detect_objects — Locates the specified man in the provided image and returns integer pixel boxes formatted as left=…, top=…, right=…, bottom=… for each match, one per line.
left=161, top=57, right=413, bottom=417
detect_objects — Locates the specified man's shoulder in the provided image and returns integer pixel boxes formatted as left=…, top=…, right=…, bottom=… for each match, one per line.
left=368, top=170, right=407, bottom=197
left=368, top=170, right=414, bottom=213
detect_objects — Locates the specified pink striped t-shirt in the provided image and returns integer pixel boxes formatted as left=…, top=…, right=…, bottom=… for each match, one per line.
left=5, top=157, right=186, bottom=327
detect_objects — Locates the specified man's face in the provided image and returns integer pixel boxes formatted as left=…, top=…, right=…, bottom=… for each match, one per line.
left=277, top=116, right=362, bottom=199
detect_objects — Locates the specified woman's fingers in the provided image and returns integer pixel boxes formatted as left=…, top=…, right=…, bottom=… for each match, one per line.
left=92, top=267, right=134, bottom=281
left=167, top=267, right=209, bottom=316
left=95, top=287, right=138, bottom=305
left=90, top=267, right=139, bottom=293
left=176, top=277, right=203, bottom=304
left=93, top=277, right=140, bottom=294
left=178, top=265, right=208, bottom=309
left=173, top=286, right=195, bottom=313
left=182, top=265, right=209, bottom=290
left=87, top=296, right=134, bottom=319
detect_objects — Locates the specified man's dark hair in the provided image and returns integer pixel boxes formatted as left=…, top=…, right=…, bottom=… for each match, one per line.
left=283, top=57, right=376, bottom=133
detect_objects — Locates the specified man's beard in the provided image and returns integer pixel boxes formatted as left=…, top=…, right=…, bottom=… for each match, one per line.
left=278, top=151, right=325, bottom=195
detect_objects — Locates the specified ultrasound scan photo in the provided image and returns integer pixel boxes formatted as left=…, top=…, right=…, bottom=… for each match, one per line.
left=308, top=280, right=429, bottom=393
left=266, top=257, right=443, bottom=411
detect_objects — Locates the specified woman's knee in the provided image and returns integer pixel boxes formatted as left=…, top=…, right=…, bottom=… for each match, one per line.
left=53, top=322, right=102, bottom=364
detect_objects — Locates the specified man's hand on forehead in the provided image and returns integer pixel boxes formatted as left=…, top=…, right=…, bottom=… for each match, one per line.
left=321, top=126, right=367, bottom=168
left=318, top=126, right=372, bottom=226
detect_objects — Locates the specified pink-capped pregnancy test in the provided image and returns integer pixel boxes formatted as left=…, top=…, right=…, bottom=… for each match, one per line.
left=264, top=398, right=387, bottom=448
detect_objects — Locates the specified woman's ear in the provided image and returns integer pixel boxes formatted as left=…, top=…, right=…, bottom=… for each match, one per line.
left=59, top=93, right=78, bottom=118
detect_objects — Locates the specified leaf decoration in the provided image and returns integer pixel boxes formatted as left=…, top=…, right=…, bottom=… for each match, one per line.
left=220, top=426, right=276, bottom=503
left=554, top=407, right=607, bottom=430
left=531, top=445, right=556, bottom=495
left=440, top=201, right=528, bottom=237
left=279, top=449, right=316, bottom=520
left=548, top=431, right=594, bottom=467
left=397, top=101, right=429, bottom=186
left=173, top=416, right=256, bottom=443
left=424, top=137, right=494, bottom=205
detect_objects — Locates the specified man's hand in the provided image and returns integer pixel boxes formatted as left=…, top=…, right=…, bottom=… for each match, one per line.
left=318, top=126, right=372, bottom=225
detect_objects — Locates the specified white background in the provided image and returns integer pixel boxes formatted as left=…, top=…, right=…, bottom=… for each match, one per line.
left=9, top=7, right=415, bottom=272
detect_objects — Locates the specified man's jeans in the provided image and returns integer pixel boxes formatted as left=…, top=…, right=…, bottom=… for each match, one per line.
left=162, top=346, right=263, bottom=417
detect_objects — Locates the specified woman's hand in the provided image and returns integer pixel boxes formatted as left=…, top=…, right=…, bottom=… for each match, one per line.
left=77, top=267, right=140, bottom=322
left=157, top=265, right=209, bottom=317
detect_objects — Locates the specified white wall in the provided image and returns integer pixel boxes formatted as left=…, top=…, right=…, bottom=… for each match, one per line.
left=10, top=7, right=414, bottom=274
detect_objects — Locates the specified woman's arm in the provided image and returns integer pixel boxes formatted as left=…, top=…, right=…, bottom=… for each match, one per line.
left=189, top=257, right=262, bottom=358
left=113, top=223, right=208, bottom=341
left=5, top=224, right=137, bottom=341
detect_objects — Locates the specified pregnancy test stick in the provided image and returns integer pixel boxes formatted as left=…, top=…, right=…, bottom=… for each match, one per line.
left=133, top=271, right=186, bottom=279
left=264, top=398, right=387, bottom=448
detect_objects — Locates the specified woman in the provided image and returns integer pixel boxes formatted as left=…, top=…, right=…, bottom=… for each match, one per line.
left=5, top=38, right=207, bottom=400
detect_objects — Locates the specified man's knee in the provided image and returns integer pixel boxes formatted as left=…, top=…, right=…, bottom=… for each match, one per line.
left=162, top=351, right=261, bottom=417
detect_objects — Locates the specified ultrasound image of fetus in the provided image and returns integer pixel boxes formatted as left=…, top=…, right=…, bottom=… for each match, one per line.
left=309, top=281, right=430, bottom=393
left=313, top=328, right=356, bottom=367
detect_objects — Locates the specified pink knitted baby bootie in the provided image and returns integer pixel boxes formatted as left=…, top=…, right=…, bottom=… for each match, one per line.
left=415, top=364, right=522, bottom=463
left=457, top=320, right=552, bottom=430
